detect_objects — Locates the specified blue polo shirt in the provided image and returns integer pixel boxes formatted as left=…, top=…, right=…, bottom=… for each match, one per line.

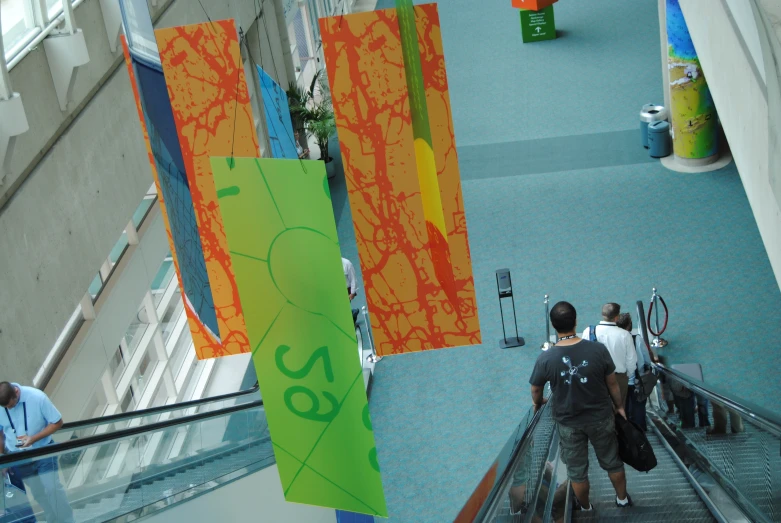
left=0, top=384, right=63, bottom=453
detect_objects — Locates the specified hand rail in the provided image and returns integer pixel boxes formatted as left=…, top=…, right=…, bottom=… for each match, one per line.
left=470, top=396, right=551, bottom=522
left=655, top=365, right=781, bottom=437
left=0, top=399, right=264, bottom=467
left=60, top=385, right=260, bottom=431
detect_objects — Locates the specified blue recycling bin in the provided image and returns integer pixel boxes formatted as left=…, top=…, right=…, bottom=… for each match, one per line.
left=640, top=104, right=668, bottom=148
left=648, top=120, right=671, bottom=158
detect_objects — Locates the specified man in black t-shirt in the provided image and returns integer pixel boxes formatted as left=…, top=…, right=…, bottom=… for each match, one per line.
left=530, top=301, right=632, bottom=513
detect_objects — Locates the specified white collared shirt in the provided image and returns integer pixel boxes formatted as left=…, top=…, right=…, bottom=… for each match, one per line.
left=582, top=321, right=637, bottom=375
left=342, top=258, right=358, bottom=294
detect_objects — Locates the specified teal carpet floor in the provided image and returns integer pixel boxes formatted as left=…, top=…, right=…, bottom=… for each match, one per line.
left=325, top=0, right=781, bottom=521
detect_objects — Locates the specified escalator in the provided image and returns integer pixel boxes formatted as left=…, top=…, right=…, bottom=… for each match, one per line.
left=0, top=386, right=273, bottom=522
left=0, top=316, right=375, bottom=521
left=462, top=350, right=781, bottom=522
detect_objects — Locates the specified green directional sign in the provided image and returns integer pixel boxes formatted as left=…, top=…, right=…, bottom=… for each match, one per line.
left=520, top=5, right=556, bottom=43
left=212, top=157, right=387, bottom=516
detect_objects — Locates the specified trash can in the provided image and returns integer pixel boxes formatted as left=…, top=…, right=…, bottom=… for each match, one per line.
left=648, top=120, right=671, bottom=158
left=640, top=104, right=668, bottom=149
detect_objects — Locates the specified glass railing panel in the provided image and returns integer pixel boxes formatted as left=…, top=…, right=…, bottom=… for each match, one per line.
left=652, top=367, right=781, bottom=522
left=487, top=406, right=558, bottom=522
left=0, top=403, right=271, bottom=522
left=50, top=388, right=261, bottom=444
left=455, top=395, right=556, bottom=523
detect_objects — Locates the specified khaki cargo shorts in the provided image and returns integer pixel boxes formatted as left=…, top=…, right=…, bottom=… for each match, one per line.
left=557, top=415, right=624, bottom=483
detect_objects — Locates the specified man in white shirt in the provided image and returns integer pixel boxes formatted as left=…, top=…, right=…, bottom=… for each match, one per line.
left=582, top=303, right=637, bottom=407
left=343, top=257, right=358, bottom=300
left=342, top=257, right=359, bottom=323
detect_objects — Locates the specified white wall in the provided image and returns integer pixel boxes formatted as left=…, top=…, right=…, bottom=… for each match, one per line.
left=678, top=0, right=781, bottom=293
left=0, top=0, right=295, bottom=384
left=725, top=0, right=766, bottom=83
left=44, top=204, right=169, bottom=422
left=139, top=465, right=337, bottom=523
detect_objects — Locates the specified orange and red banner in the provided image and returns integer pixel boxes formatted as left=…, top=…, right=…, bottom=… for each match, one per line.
left=155, top=21, right=258, bottom=359
left=321, top=4, right=480, bottom=357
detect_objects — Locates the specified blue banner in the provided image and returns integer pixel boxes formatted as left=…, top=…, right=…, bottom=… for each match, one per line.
left=257, top=66, right=299, bottom=160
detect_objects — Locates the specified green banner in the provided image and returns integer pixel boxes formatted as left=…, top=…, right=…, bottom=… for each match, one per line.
left=520, top=6, right=556, bottom=43
left=212, top=157, right=387, bottom=517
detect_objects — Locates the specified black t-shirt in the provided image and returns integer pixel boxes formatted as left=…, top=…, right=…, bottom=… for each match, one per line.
left=529, top=340, right=616, bottom=427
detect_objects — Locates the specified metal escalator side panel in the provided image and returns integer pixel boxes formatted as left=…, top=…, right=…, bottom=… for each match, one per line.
left=648, top=418, right=730, bottom=522
left=454, top=399, right=554, bottom=522
left=649, top=407, right=772, bottom=523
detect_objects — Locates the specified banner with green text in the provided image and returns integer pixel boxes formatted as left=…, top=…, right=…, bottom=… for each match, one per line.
left=212, top=157, right=387, bottom=516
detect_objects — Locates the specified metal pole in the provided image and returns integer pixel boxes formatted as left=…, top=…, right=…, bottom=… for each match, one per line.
left=650, top=287, right=668, bottom=349
left=541, top=295, right=555, bottom=351
left=499, top=297, right=506, bottom=341
left=653, top=288, right=661, bottom=335
left=363, top=306, right=382, bottom=363
left=509, top=294, right=520, bottom=340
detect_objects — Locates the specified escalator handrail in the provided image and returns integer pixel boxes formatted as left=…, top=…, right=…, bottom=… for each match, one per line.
left=656, top=364, right=781, bottom=436
left=0, top=399, right=264, bottom=467
left=60, top=385, right=260, bottom=431
left=472, top=396, right=551, bottom=522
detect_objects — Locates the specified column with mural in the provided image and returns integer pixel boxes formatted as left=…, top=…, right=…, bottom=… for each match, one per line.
left=666, top=0, right=719, bottom=162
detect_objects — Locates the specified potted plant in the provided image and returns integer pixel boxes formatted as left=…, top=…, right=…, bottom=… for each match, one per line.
left=286, top=81, right=310, bottom=149
left=287, top=71, right=338, bottom=178
left=307, top=104, right=337, bottom=178
left=287, top=70, right=324, bottom=153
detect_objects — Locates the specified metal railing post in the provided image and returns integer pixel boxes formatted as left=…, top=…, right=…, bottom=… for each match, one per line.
left=540, top=295, right=555, bottom=351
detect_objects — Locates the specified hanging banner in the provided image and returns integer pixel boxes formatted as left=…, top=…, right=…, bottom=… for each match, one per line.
left=257, top=65, right=299, bottom=159
left=121, top=39, right=220, bottom=343
left=156, top=20, right=259, bottom=358
left=320, top=5, right=481, bottom=357
left=416, top=3, right=480, bottom=348
left=212, top=157, right=387, bottom=517
left=122, top=38, right=189, bottom=340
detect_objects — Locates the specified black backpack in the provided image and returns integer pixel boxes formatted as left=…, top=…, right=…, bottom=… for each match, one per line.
left=614, top=414, right=657, bottom=472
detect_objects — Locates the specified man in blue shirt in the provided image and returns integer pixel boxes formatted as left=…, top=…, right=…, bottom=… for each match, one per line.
left=0, top=382, right=74, bottom=523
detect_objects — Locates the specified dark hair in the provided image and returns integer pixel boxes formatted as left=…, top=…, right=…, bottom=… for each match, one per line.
left=602, top=303, right=621, bottom=320
left=616, top=312, right=632, bottom=332
left=550, top=301, right=577, bottom=333
left=0, top=382, right=15, bottom=407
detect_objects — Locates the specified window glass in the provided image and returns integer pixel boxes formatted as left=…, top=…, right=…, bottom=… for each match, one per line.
left=123, top=321, right=147, bottom=361
left=1, top=0, right=34, bottom=56
left=150, top=383, right=169, bottom=408
left=120, top=387, right=137, bottom=413
left=135, top=351, right=154, bottom=395
left=88, top=272, right=103, bottom=299
left=46, top=0, right=62, bottom=21
left=132, top=196, right=155, bottom=228
left=119, top=0, right=159, bottom=61
left=109, top=231, right=129, bottom=265
left=160, top=287, right=184, bottom=344
left=110, top=345, right=127, bottom=386
left=169, top=323, right=193, bottom=380
left=151, top=258, right=174, bottom=307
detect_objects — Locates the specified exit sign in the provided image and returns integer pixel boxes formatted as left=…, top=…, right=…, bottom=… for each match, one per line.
left=520, top=5, right=556, bottom=43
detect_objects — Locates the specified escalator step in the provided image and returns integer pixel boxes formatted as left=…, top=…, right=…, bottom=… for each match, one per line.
left=571, top=431, right=716, bottom=522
